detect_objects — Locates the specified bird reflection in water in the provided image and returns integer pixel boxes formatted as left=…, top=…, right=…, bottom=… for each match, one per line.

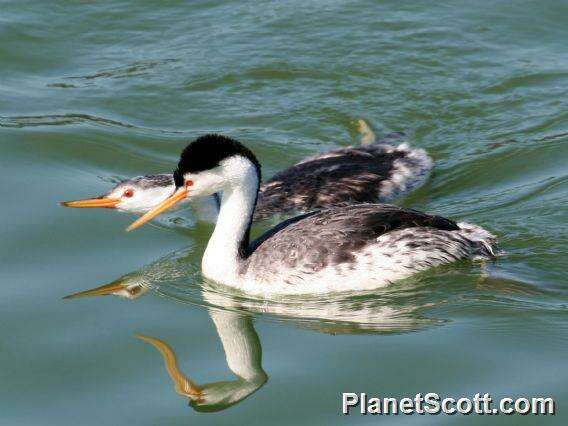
left=65, top=278, right=268, bottom=412
left=63, top=253, right=544, bottom=411
left=135, top=309, right=268, bottom=413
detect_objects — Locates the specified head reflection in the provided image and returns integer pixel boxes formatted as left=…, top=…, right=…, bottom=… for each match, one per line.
left=64, top=274, right=268, bottom=413
left=63, top=278, right=149, bottom=300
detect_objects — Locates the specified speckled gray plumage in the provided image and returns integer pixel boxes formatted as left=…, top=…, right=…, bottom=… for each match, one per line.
left=253, top=139, right=431, bottom=221
left=123, top=174, right=174, bottom=189
left=241, top=204, right=495, bottom=290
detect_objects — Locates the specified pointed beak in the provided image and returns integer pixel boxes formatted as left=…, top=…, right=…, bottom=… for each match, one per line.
left=135, top=333, right=204, bottom=399
left=126, top=187, right=188, bottom=232
left=63, top=281, right=127, bottom=299
left=60, top=197, right=120, bottom=209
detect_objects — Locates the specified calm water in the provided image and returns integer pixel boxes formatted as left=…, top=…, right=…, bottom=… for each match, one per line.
left=1, top=0, right=567, bottom=424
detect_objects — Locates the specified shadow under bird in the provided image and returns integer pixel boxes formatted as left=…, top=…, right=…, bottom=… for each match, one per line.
left=61, top=120, right=433, bottom=223
left=111, top=134, right=497, bottom=295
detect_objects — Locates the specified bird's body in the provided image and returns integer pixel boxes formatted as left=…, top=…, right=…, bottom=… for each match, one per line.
left=253, top=138, right=431, bottom=221
left=124, top=135, right=496, bottom=296
left=238, top=204, right=495, bottom=294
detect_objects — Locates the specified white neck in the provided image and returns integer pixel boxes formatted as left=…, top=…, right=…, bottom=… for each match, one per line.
left=209, top=309, right=265, bottom=381
left=201, top=161, right=258, bottom=285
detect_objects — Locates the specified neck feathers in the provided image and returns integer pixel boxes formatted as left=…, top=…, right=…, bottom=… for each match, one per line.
left=201, top=158, right=259, bottom=283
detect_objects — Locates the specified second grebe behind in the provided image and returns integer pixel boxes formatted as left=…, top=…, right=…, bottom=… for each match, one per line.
left=61, top=120, right=432, bottom=223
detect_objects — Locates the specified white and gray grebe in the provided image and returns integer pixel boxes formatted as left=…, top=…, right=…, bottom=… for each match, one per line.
left=61, top=121, right=432, bottom=223
left=126, top=134, right=496, bottom=295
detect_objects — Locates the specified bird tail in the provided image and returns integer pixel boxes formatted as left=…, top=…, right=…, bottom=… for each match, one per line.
left=457, top=222, right=498, bottom=259
left=357, top=119, right=406, bottom=146
left=357, top=119, right=377, bottom=145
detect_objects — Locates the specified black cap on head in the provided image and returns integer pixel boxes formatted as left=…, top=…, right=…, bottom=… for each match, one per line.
left=173, top=134, right=261, bottom=188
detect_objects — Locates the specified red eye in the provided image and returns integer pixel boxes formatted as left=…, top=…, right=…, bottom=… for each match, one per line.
left=185, top=180, right=194, bottom=188
left=123, top=189, right=134, bottom=198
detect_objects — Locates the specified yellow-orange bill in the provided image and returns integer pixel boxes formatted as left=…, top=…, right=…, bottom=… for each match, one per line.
left=135, top=333, right=204, bottom=397
left=62, top=282, right=126, bottom=299
left=126, top=187, right=188, bottom=232
left=60, top=197, right=120, bottom=208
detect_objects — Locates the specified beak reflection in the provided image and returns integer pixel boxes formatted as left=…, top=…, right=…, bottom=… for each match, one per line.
left=135, top=334, right=205, bottom=400
left=63, top=279, right=148, bottom=300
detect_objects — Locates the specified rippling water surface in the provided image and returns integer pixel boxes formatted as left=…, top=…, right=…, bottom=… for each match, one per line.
left=1, top=0, right=567, bottom=424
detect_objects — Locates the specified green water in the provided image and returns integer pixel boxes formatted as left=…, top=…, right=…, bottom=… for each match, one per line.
left=1, top=0, right=567, bottom=424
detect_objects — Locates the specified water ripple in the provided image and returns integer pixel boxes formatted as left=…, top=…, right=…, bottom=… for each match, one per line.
left=0, top=113, right=185, bottom=134
left=47, top=59, right=179, bottom=88
left=0, top=113, right=136, bottom=129
left=482, top=70, right=568, bottom=94
left=77, top=246, right=562, bottom=336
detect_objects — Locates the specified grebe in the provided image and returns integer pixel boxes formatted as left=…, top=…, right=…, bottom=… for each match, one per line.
left=125, top=134, right=496, bottom=295
left=61, top=120, right=432, bottom=223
